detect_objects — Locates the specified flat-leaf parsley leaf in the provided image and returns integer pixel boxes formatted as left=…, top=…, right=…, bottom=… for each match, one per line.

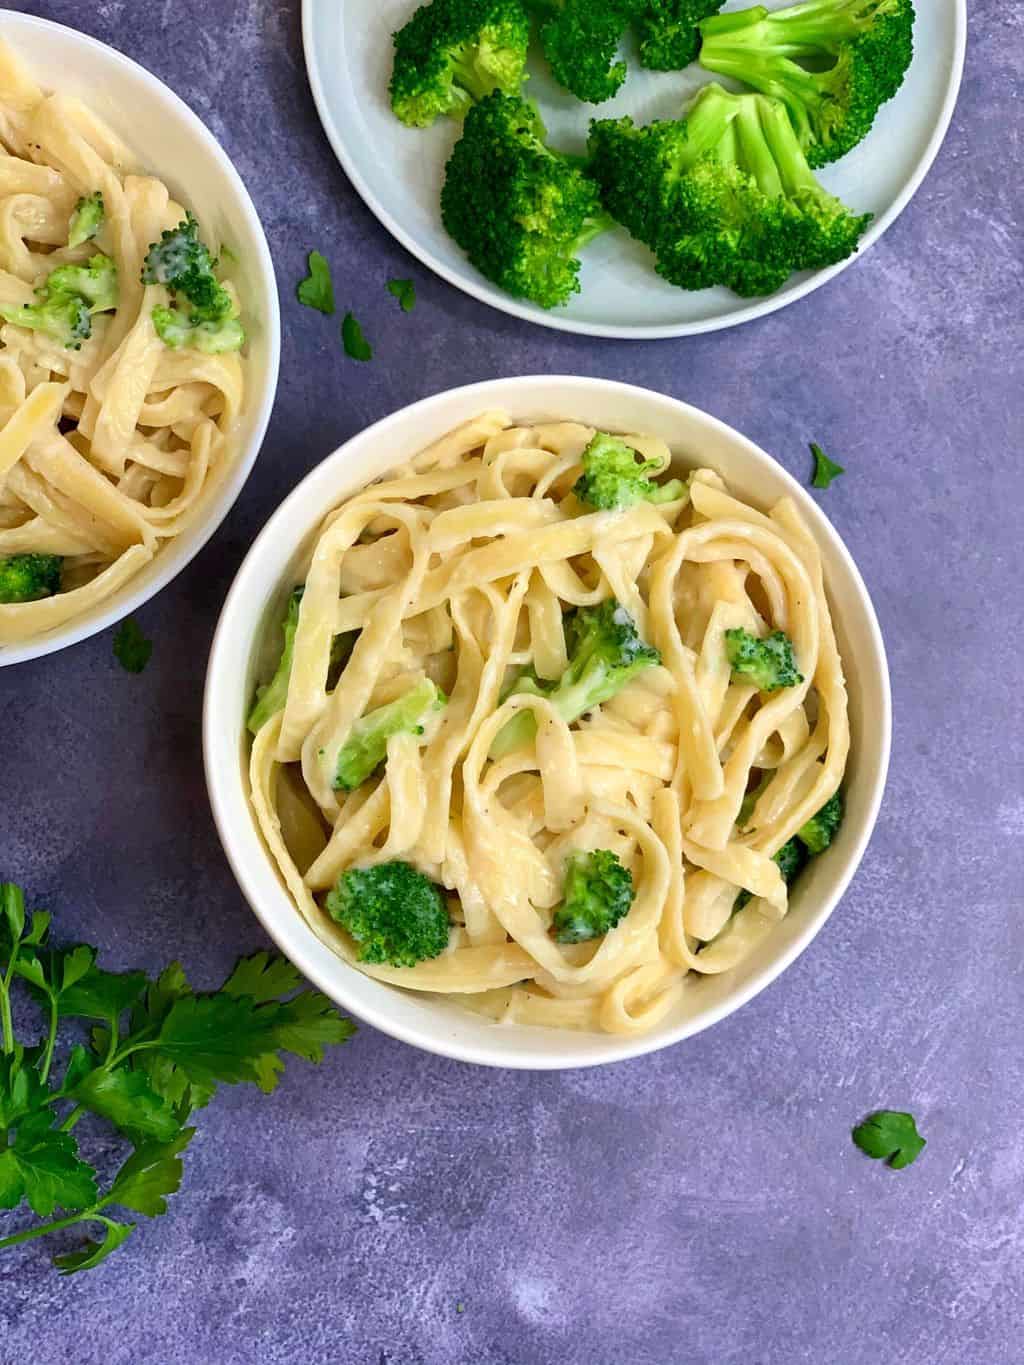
left=113, top=619, right=152, bottom=673
left=810, top=441, right=845, bottom=489
left=342, top=311, right=372, bottom=361
left=852, top=1110, right=926, bottom=1169
left=386, top=277, right=416, bottom=312
left=296, top=250, right=335, bottom=315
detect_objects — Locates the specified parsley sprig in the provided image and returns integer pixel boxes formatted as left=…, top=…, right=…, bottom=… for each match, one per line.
left=0, top=883, right=354, bottom=1274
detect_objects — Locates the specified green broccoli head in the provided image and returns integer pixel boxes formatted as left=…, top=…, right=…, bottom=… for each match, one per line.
left=152, top=305, right=245, bottom=354
left=797, top=790, right=843, bottom=853
left=588, top=83, right=871, bottom=298
left=699, top=0, right=915, bottom=167
left=441, top=90, right=612, bottom=308
left=534, top=0, right=637, bottom=105
left=247, top=588, right=304, bottom=736
left=67, top=191, right=104, bottom=248
left=573, top=430, right=686, bottom=509
left=141, top=213, right=232, bottom=322
left=725, top=626, right=804, bottom=691
left=552, top=848, right=635, bottom=942
left=390, top=0, right=530, bottom=128
left=492, top=597, right=661, bottom=756
left=326, top=860, right=450, bottom=966
left=331, top=676, right=447, bottom=791
left=0, top=553, right=63, bottom=604
left=633, top=0, right=726, bottom=70
left=0, top=253, right=118, bottom=349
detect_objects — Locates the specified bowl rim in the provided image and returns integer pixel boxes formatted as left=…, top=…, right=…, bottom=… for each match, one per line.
left=203, top=376, right=892, bottom=1070
left=0, top=11, right=281, bottom=668
left=300, top=0, right=967, bottom=340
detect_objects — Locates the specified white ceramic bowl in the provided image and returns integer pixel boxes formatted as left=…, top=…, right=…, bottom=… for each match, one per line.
left=204, top=377, right=891, bottom=1069
left=0, top=13, right=280, bottom=667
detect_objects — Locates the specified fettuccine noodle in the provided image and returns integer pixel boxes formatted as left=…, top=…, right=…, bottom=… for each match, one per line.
left=0, top=40, right=245, bottom=643
left=248, top=412, right=849, bottom=1035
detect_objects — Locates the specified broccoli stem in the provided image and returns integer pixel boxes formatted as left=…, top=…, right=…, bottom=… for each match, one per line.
left=451, top=52, right=495, bottom=102
left=701, top=0, right=879, bottom=53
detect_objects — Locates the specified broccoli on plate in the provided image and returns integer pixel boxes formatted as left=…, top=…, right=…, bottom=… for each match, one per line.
left=0, top=553, right=63, bottom=604
left=441, top=91, right=612, bottom=308
left=530, top=0, right=638, bottom=104
left=247, top=588, right=305, bottom=736
left=724, top=626, right=803, bottom=691
left=588, top=82, right=872, bottom=297
left=633, top=0, right=726, bottom=70
left=797, top=790, right=843, bottom=853
left=326, top=861, right=451, bottom=966
left=332, top=677, right=447, bottom=791
left=390, top=0, right=530, bottom=127
left=699, top=0, right=915, bottom=167
left=67, top=191, right=104, bottom=248
left=0, top=254, right=118, bottom=349
left=142, top=213, right=243, bottom=352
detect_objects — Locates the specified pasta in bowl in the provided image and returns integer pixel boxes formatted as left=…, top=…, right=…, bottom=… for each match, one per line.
left=0, top=16, right=278, bottom=662
left=205, top=378, right=890, bottom=1068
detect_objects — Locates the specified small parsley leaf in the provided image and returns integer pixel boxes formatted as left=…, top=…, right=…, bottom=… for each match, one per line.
left=70, top=1068, right=181, bottom=1142
left=852, top=1110, right=926, bottom=1169
left=296, top=250, right=335, bottom=315
left=113, top=619, right=152, bottom=673
left=342, top=311, right=372, bottom=361
left=810, top=442, right=845, bottom=490
left=223, top=951, right=303, bottom=1003
left=2, top=1112, right=98, bottom=1217
left=106, top=1128, right=194, bottom=1217
left=53, top=1217, right=134, bottom=1275
left=0, top=1045, right=48, bottom=1129
left=386, top=277, right=416, bottom=312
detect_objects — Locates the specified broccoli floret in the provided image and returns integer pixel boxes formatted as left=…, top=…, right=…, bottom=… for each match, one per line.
left=141, top=213, right=232, bottom=322
left=442, top=91, right=612, bottom=308
left=0, top=253, right=118, bottom=349
left=530, top=0, right=637, bottom=104
left=734, top=835, right=807, bottom=911
left=390, top=0, right=530, bottom=127
left=67, top=191, right=104, bottom=248
left=0, top=553, right=62, bottom=604
left=552, top=849, right=635, bottom=942
left=247, top=588, right=304, bottom=735
left=332, top=677, right=447, bottom=791
left=493, top=597, right=660, bottom=756
left=699, top=0, right=914, bottom=167
left=588, top=83, right=871, bottom=297
left=152, top=305, right=245, bottom=354
left=797, top=790, right=843, bottom=853
left=725, top=626, right=803, bottom=691
left=573, top=430, right=686, bottom=509
left=633, top=0, right=726, bottom=70
left=326, top=860, right=450, bottom=966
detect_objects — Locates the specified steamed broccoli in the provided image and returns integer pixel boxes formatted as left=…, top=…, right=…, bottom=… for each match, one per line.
left=0, top=252, right=118, bottom=349
left=492, top=597, right=660, bottom=756
left=734, top=836, right=807, bottom=911
left=530, top=0, right=637, bottom=104
left=0, top=553, right=62, bottom=604
left=633, top=0, right=726, bottom=70
left=797, top=790, right=843, bottom=853
left=326, top=860, right=450, bottom=966
left=699, top=0, right=915, bottom=167
left=573, top=430, right=686, bottom=509
left=725, top=626, right=803, bottom=691
left=332, top=677, right=447, bottom=791
left=67, top=191, right=104, bottom=248
left=552, top=848, right=635, bottom=942
left=390, top=0, right=530, bottom=127
left=441, top=91, right=612, bottom=308
left=141, top=213, right=232, bottom=322
left=588, top=83, right=872, bottom=297
left=247, top=588, right=304, bottom=735
left=152, top=305, right=245, bottom=354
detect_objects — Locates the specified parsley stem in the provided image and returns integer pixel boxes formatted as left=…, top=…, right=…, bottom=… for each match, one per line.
left=38, top=994, right=59, bottom=1084
left=60, top=1103, right=87, bottom=1133
left=0, top=983, right=12, bottom=1056
left=0, top=1210, right=91, bottom=1252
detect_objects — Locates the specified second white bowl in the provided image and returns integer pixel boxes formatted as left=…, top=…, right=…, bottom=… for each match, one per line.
left=204, top=377, right=891, bottom=1069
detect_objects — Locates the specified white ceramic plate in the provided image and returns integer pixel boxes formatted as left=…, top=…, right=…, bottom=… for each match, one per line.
left=204, top=376, right=892, bottom=1070
left=302, top=0, right=966, bottom=338
left=0, top=14, right=280, bottom=666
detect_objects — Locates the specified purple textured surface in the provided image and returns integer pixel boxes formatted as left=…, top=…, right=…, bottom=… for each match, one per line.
left=1, top=1, right=1022, bottom=1362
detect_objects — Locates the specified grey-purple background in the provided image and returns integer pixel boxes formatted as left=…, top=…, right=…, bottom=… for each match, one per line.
left=2, top=2, right=1021, bottom=1362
